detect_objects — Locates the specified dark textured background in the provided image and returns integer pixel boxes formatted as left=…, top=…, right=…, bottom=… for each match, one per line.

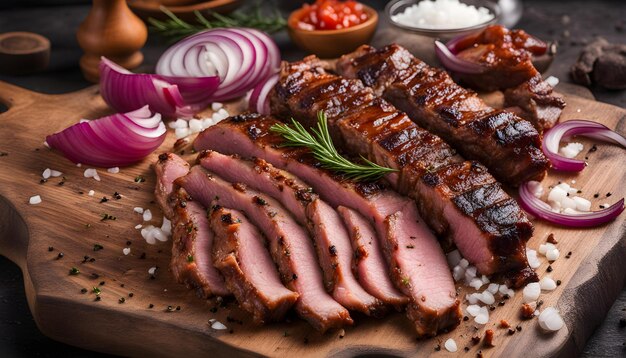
left=0, top=0, right=625, bottom=357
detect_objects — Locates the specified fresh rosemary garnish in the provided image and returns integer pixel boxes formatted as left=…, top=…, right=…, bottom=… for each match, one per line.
left=148, top=3, right=286, bottom=42
left=270, top=111, right=397, bottom=182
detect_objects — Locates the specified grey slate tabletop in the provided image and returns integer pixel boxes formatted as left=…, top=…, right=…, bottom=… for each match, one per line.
left=0, top=0, right=625, bottom=357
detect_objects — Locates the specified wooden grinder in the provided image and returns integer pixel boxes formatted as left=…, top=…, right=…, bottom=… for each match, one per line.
left=76, top=0, right=148, bottom=82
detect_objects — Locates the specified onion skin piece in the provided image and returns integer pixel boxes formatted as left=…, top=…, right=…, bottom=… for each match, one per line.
left=434, top=40, right=487, bottom=74
left=542, top=120, right=626, bottom=171
left=518, top=182, right=624, bottom=227
left=46, top=106, right=166, bottom=167
left=248, top=73, right=279, bottom=115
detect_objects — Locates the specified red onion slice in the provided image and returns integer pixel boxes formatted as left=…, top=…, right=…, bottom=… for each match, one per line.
left=434, top=40, right=487, bottom=74
left=518, top=182, right=624, bottom=227
left=155, top=28, right=281, bottom=103
left=249, top=73, right=279, bottom=115
left=543, top=120, right=626, bottom=171
left=46, top=106, right=166, bottom=167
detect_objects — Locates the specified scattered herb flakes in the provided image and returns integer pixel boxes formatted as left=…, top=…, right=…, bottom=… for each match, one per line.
left=100, top=197, right=109, bottom=203
left=92, top=287, right=101, bottom=296
left=328, top=245, right=337, bottom=256
left=134, top=175, right=146, bottom=183
left=406, top=244, right=415, bottom=249
left=93, top=244, right=104, bottom=252
left=119, top=297, right=126, bottom=304
left=401, top=276, right=410, bottom=286
left=101, top=213, right=116, bottom=221
left=69, top=267, right=80, bottom=275
left=187, top=254, right=194, bottom=263
left=113, top=192, right=122, bottom=199
left=85, top=223, right=92, bottom=229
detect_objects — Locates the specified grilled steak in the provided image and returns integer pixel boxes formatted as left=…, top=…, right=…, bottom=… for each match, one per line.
left=269, top=57, right=537, bottom=287
left=503, top=74, right=566, bottom=130
left=194, top=114, right=462, bottom=336
left=209, top=205, right=299, bottom=324
left=198, top=150, right=384, bottom=316
left=336, top=44, right=549, bottom=185
left=170, top=187, right=230, bottom=298
left=448, top=25, right=566, bottom=130
left=154, top=152, right=190, bottom=219
left=176, top=166, right=352, bottom=332
left=337, top=206, right=407, bottom=308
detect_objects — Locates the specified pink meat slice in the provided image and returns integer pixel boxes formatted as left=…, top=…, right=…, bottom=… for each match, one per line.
left=176, top=166, right=353, bottom=332
left=198, top=150, right=384, bottom=316
left=337, top=206, right=408, bottom=308
left=153, top=152, right=190, bottom=219
left=210, top=205, right=299, bottom=324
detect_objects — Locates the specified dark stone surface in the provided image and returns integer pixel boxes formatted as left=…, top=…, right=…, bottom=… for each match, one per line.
left=0, top=1, right=624, bottom=357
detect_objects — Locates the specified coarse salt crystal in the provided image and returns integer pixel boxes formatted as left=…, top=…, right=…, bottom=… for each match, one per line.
left=42, top=168, right=51, bottom=179
left=444, top=338, right=457, bottom=353
left=50, top=170, right=62, bottom=177
left=211, top=321, right=228, bottom=330
left=170, top=118, right=188, bottom=129
left=175, top=127, right=190, bottom=139
left=466, top=293, right=481, bottom=305
left=211, top=102, right=223, bottom=111
left=88, top=190, right=95, bottom=196
left=559, top=142, right=584, bottom=158
left=133, top=207, right=144, bottom=214
left=161, top=217, right=172, bottom=235
left=487, top=283, right=499, bottom=295
left=545, top=76, right=559, bottom=87
left=546, top=248, right=560, bottom=261
left=481, top=275, right=490, bottom=284
left=452, top=265, right=465, bottom=281
left=469, top=278, right=484, bottom=290
left=523, top=282, right=541, bottom=303
left=527, top=249, right=541, bottom=269
left=148, top=266, right=157, bottom=275
left=391, top=0, right=494, bottom=30
left=153, top=228, right=168, bottom=242
left=123, top=247, right=131, bottom=255
left=141, top=225, right=157, bottom=244
left=475, top=308, right=489, bottom=324
left=538, top=307, right=564, bottom=331
left=464, top=266, right=477, bottom=281
left=573, top=196, right=591, bottom=212
left=479, top=291, right=495, bottom=305
left=213, top=108, right=230, bottom=122
left=459, top=258, right=469, bottom=268
left=527, top=180, right=544, bottom=198
left=189, top=118, right=203, bottom=133
left=466, top=304, right=481, bottom=316
left=84, top=168, right=100, bottom=181
left=135, top=224, right=142, bottom=229
left=107, top=167, right=120, bottom=174
left=539, top=243, right=556, bottom=255
left=540, top=277, right=557, bottom=291
left=29, top=195, right=42, bottom=205
left=143, top=209, right=152, bottom=222
left=499, top=284, right=509, bottom=295
left=76, top=163, right=82, bottom=167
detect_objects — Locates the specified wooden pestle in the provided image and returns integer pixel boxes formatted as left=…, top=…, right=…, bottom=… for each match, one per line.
left=76, top=0, right=148, bottom=83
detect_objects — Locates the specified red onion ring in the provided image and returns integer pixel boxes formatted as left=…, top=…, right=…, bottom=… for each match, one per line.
left=46, top=106, right=166, bottom=167
left=434, top=40, right=487, bottom=74
left=543, top=120, right=626, bottom=171
left=155, top=28, right=281, bottom=103
left=249, top=73, right=279, bottom=115
left=518, top=181, right=624, bottom=227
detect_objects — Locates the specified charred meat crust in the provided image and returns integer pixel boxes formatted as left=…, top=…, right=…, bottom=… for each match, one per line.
left=335, top=44, right=549, bottom=185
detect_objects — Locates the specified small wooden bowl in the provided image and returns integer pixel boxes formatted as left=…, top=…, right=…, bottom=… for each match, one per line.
left=287, top=5, right=378, bottom=58
left=0, top=32, right=50, bottom=75
left=128, top=0, right=241, bottom=22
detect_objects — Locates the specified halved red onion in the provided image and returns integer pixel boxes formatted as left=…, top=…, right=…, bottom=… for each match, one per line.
left=518, top=181, right=624, bottom=227
left=46, top=106, right=166, bottom=167
left=434, top=40, right=487, bottom=74
left=100, top=57, right=219, bottom=119
left=248, top=73, right=279, bottom=115
left=543, top=120, right=626, bottom=171
left=155, top=28, right=281, bottom=103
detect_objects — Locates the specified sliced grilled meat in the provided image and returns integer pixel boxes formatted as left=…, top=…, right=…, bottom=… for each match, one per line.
left=198, top=150, right=384, bottom=316
left=194, top=115, right=462, bottom=337
left=154, top=152, right=190, bottom=219
left=269, top=58, right=537, bottom=287
left=336, top=44, right=549, bottom=185
left=176, top=166, right=352, bottom=332
left=337, top=206, right=412, bottom=309
left=209, top=205, right=299, bottom=324
left=170, top=187, right=230, bottom=298
left=503, top=74, right=566, bottom=130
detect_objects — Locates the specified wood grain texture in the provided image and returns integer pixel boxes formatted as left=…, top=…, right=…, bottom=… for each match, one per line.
left=0, top=81, right=624, bottom=357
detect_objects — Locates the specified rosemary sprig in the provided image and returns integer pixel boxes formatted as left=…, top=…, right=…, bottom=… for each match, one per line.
left=270, top=111, right=397, bottom=182
left=148, top=3, right=287, bottom=42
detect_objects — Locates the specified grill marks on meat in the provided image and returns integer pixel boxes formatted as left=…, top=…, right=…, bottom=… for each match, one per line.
left=209, top=205, right=298, bottom=324
left=198, top=150, right=384, bottom=316
left=337, top=206, right=410, bottom=309
left=503, top=74, right=566, bottom=131
left=270, top=57, right=537, bottom=287
left=194, top=115, right=462, bottom=336
left=336, top=44, right=549, bottom=185
left=170, top=187, right=230, bottom=298
left=154, top=152, right=190, bottom=219
left=176, top=166, right=352, bottom=332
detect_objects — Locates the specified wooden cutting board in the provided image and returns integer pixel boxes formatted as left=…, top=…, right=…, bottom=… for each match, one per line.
left=0, top=80, right=624, bottom=358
